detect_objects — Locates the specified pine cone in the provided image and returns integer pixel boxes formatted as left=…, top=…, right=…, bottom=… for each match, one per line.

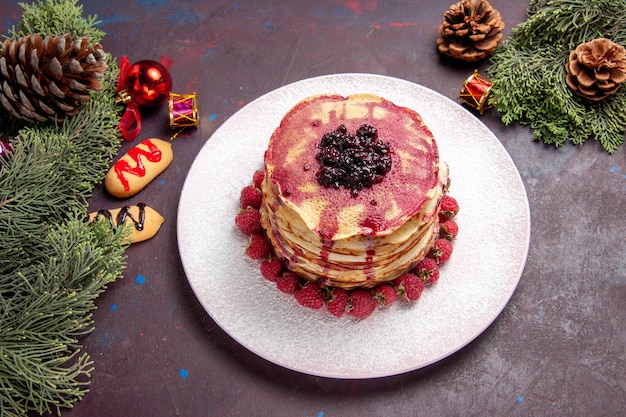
left=437, top=0, right=505, bottom=62
left=565, top=38, right=626, bottom=102
left=0, top=33, right=107, bottom=122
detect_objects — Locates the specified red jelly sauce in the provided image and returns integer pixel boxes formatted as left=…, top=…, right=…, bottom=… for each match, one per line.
left=265, top=94, right=439, bottom=241
left=114, top=139, right=163, bottom=191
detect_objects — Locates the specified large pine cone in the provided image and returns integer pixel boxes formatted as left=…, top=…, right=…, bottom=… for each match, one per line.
left=0, top=33, right=107, bottom=122
left=565, top=38, right=626, bottom=102
left=437, top=0, right=505, bottom=62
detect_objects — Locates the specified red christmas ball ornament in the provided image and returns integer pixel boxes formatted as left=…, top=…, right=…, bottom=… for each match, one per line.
left=0, top=138, right=13, bottom=167
left=124, top=60, right=172, bottom=107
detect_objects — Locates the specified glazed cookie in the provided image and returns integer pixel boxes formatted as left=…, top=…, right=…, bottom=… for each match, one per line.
left=105, top=138, right=173, bottom=198
left=89, top=203, right=164, bottom=243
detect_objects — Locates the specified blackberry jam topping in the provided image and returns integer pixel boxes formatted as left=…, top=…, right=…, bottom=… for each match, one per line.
left=315, top=124, right=392, bottom=197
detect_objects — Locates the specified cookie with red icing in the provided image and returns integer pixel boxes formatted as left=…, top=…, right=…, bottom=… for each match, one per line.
left=105, top=138, right=173, bottom=198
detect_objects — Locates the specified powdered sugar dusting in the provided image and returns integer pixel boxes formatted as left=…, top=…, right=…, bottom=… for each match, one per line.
left=177, top=74, right=530, bottom=378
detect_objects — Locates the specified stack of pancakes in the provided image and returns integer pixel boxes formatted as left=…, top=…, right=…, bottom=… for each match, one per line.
left=261, top=94, right=448, bottom=290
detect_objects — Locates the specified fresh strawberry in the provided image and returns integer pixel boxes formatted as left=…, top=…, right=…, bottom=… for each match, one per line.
left=413, top=257, right=440, bottom=286
left=235, top=207, right=262, bottom=235
left=276, top=271, right=300, bottom=294
left=260, top=258, right=284, bottom=282
left=394, top=273, right=425, bottom=301
left=326, top=288, right=349, bottom=317
left=372, top=284, right=397, bottom=306
left=246, top=233, right=272, bottom=260
left=295, top=282, right=325, bottom=309
left=240, top=185, right=262, bottom=209
left=252, top=169, right=265, bottom=189
left=430, top=238, right=453, bottom=264
left=439, top=195, right=459, bottom=219
left=439, top=218, right=458, bottom=240
left=349, top=290, right=377, bottom=319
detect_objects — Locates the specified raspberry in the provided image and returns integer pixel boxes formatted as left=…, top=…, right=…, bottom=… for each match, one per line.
left=394, top=273, right=425, bottom=301
left=439, top=218, right=458, bottom=240
left=326, top=288, right=349, bottom=317
left=240, top=185, right=262, bottom=210
left=252, top=169, right=265, bottom=189
left=413, top=257, right=440, bottom=286
left=235, top=207, right=262, bottom=235
left=349, top=290, right=377, bottom=319
left=260, top=258, right=284, bottom=282
left=430, top=238, right=453, bottom=264
left=372, top=284, right=397, bottom=306
left=246, top=233, right=272, bottom=260
left=276, top=271, right=300, bottom=294
left=439, top=195, right=459, bottom=219
left=295, top=282, right=325, bottom=309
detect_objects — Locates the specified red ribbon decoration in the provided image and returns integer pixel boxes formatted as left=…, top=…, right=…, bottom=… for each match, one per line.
left=116, top=56, right=140, bottom=141
left=116, top=56, right=173, bottom=141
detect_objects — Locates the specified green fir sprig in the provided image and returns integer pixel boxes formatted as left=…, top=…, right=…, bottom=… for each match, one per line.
left=0, top=1, right=126, bottom=416
left=8, top=0, right=105, bottom=43
left=487, top=0, right=626, bottom=153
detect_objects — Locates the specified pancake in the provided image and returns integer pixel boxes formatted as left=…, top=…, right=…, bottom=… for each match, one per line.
left=260, top=93, right=448, bottom=289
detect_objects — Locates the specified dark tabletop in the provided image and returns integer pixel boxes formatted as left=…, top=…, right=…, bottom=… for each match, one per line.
left=2, top=1, right=625, bottom=416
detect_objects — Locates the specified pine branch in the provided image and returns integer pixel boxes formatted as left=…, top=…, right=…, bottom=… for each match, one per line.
left=0, top=50, right=121, bottom=269
left=487, top=0, right=626, bottom=153
left=8, top=0, right=105, bottom=43
left=1, top=1, right=126, bottom=415
left=1, top=220, right=128, bottom=417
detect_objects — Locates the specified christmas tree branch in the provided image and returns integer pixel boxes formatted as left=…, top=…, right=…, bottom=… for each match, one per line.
left=8, top=0, right=105, bottom=43
left=488, top=0, right=626, bottom=153
left=1, top=1, right=127, bottom=415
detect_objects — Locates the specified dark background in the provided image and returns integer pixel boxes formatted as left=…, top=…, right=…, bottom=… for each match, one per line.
left=2, top=1, right=625, bottom=416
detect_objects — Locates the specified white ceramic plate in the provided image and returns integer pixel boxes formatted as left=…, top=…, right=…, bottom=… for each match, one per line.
left=177, top=74, right=530, bottom=379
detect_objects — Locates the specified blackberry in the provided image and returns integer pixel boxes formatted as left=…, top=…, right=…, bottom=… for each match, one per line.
left=315, top=124, right=392, bottom=196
